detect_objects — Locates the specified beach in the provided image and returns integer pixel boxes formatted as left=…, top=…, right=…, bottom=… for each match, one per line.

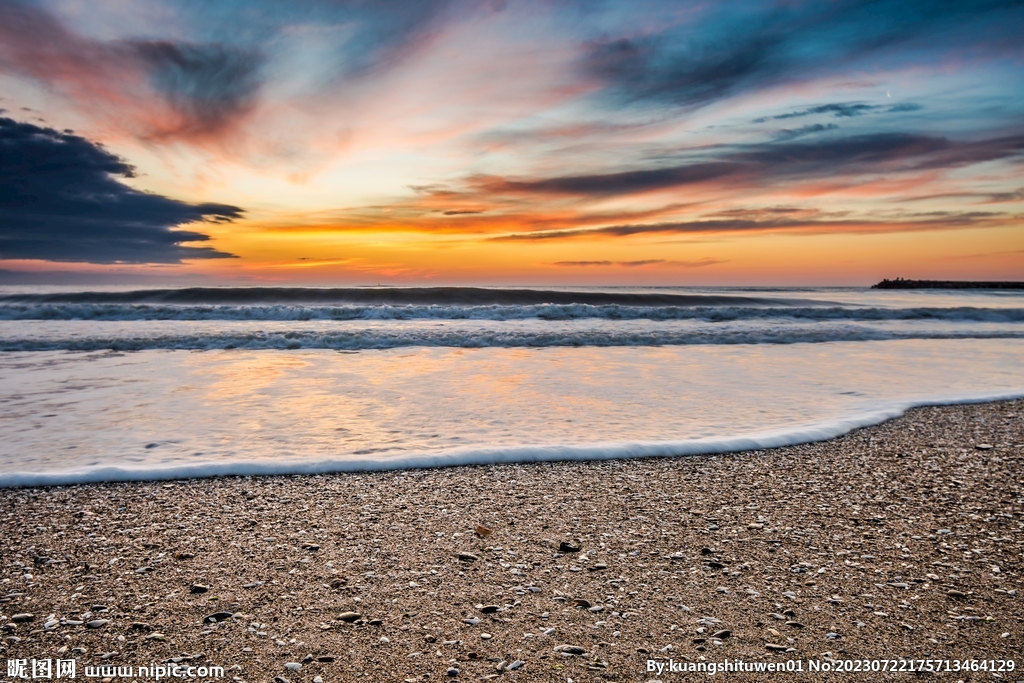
left=1, top=399, right=1020, bottom=682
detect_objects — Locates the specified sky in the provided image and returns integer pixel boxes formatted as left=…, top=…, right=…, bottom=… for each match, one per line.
left=1, top=0, right=1022, bottom=286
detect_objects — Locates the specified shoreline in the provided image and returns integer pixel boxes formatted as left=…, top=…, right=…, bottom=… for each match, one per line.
left=1, top=399, right=1021, bottom=681
left=4, top=392, right=1024, bottom=489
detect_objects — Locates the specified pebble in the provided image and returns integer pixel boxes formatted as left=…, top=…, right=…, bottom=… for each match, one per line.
left=506, top=660, right=525, bottom=670
left=478, top=605, right=500, bottom=614
left=475, top=525, right=492, bottom=537
left=481, top=633, right=492, bottom=640
left=337, top=612, right=362, bottom=623
left=284, top=663, right=301, bottom=671
left=11, top=614, right=34, bottom=623
left=462, top=617, right=480, bottom=626
left=190, top=584, right=210, bottom=594
left=765, top=644, right=788, bottom=652
left=559, top=541, right=581, bottom=553
left=457, top=552, right=479, bottom=562
left=712, top=629, right=731, bottom=639
left=314, top=678, right=324, bottom=683
left=975, top=444, right=993, bottom=450
left=446, top=667, right=459, bottom=677
left=86, top=619, right=110, bottom=629
left=556, top=645, right=586, bottom=655
left=589, top=560, right=608, bottom=571
left=946, top=590, right=967, bottom=598
left=205, top=612, right=234, bottom=622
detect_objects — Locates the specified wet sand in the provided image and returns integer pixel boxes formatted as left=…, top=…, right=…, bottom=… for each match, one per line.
left=1, top=400, right=1021, bottom=681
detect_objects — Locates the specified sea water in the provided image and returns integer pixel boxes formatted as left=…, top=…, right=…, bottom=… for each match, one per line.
left=1, top=286, right=1022, bottom=486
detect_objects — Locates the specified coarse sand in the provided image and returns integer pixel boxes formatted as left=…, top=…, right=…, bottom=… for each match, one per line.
left=1, top=400, right=1021, bottom=681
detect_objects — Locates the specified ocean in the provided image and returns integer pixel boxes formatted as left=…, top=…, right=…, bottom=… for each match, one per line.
left=1, top=285, right=1022, bottom=487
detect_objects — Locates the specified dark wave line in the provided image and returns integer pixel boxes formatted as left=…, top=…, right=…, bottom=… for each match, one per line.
left=1, top=303, right=1023, bottom=322
left=2, top=328, right=1020, bottom=352
left=0, top=286, right=805, bottom=307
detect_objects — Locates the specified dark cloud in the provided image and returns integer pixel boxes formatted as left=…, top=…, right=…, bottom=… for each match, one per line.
left=474, top=162, right=737, bottom=195
left=474, top=132, right=1020, bottom=197
left=552, top=258, right=724, bottom=268
left=130, top=41, right=265, bottom=139
left=755, top=102, right=924, bottom=123
left=772, top=123, right=839, bottom=141
left=986, top=188, right=1024, bottom=203
left=731, top=133, right=951, bottom=167
left=886, top=103, right=924, bottom=114
left=584, top=0, right=1022, bottom=109
left=0, top=118, right=242, bottom=263
left=494, top=212, right=1003, bottom=241
left=553, top=259, right=664, bottom=267
left=772, top=103, right=877, bottom=120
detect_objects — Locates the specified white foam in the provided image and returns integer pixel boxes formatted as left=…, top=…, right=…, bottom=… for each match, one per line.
left=1, top=324, right=1021, bottom=351
left=3, top=392, right=1019, bottom=488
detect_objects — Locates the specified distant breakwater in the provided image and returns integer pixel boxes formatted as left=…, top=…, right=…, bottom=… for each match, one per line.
left=873, top=279, right=1024, bottom=290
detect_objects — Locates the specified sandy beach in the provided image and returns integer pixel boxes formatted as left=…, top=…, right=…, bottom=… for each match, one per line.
left=1, top=399, right=1021, bottom=682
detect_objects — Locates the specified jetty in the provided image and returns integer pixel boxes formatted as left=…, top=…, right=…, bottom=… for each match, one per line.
left=873, top=278, right=1024, bottom=289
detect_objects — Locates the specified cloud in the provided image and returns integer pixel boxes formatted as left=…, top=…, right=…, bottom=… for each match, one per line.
left=552, top=258, right=724, bottom=268
left=583, top=0, right=1022, bottom=109
left=470, top=132, right=1018, bottom=198
left=471, top=162, right=737, bottom=196
left=129, top=41, right=265, bottom=140
left=493, top=212, right=1005, bottom=241
left=886, top=103, right=924, bottom=114
left=767, top=103, right=876, bottom=120
left=0, top=117, right=242, bottom=263
left=324, top=0, right=458, bottom=78
left=0, top=1, right=266, bottom=142
left=755, top=102, right=924, bottom=123
left=553, top=259, right=663, bottom=267
left=772, top=123, right=839, bottom=141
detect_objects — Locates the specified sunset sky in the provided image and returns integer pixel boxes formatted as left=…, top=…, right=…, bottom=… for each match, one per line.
left=1, top=0, right=1022, bottom=285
